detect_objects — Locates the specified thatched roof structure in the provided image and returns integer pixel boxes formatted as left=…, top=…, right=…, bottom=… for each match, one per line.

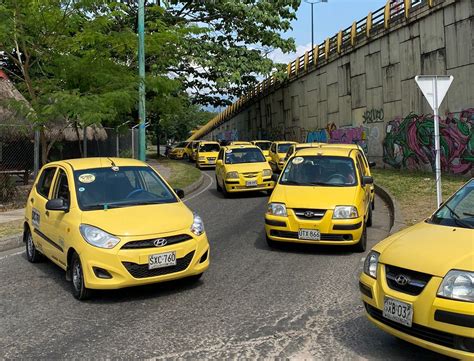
left=0, top=71, right=107, bottom=142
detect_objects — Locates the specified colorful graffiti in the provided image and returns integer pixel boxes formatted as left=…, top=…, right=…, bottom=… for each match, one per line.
left=306, top=124, right=369, bottom=154
left=383, top=109, right=474, bottom=174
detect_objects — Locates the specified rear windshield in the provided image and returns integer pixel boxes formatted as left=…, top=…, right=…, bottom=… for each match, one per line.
left=199, top=143, right=220, bottom=152
left=74, top=166, right=177, bottom=210
left=277, top=143, right=293, bottom=153
left=225, top=148, right=266, bottom=164
left=280, top=156, right=357, bottom=186
left=255, top=142, right=271, bottom=150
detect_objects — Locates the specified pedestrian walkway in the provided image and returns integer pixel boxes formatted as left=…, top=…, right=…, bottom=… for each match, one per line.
left=146, top=159, right=171, bottom=179
left=0, top=208, right=24, bottom=224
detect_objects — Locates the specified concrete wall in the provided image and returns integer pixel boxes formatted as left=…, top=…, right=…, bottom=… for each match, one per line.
left=206, top=0, right=473, bottom=173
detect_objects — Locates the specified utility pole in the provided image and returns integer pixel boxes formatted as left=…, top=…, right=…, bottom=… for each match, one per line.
left=138, top=0, right=146, bottom=161
left=305, top=0, right=328, bottom=51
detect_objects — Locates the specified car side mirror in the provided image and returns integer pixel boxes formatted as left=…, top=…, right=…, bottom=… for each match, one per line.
left=216, top=160, right=223, bottom=166
left=174, top=189, right=185, bottom=199
left=362, top=176, right=374, bottom=185
left=271, top=174, right=279, bottom=182
left=46, top=198, right=69, bottom=212
left=369, top=161, right=376, bottom=167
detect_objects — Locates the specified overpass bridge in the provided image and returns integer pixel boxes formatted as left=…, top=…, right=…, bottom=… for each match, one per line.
left=189, top=0, right=473, bottom=174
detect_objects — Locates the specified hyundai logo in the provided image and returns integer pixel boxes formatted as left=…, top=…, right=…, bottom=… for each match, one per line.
left=395, top=274, right=410, bottom=286
left=153, top=238, right=167, bottom=247
left=304, top=211, right=314, bottom=218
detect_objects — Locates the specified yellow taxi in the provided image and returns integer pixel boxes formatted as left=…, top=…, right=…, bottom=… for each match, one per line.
left=251, top=140, right=272, bottom=161
left=269, top=141, right=297, bottom=172
left=229, top=141, right=252, bottom=146
left=24, top=158, right=210, bottom=300
left=215, top=145, right=275, bottom=197
left=189, top=141, right=201, bottom=162
left=168, top=141, right=188, bottom=160
left=183, top=141, right=197, bottom=160
left=360, top=179, right=474, bottom=360
left=196, top=141, right=220, bottom=169
left=265, top=147, right=373, bottom=252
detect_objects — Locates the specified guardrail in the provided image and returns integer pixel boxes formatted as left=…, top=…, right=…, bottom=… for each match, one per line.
left=189, top=0, right=439, bottom=141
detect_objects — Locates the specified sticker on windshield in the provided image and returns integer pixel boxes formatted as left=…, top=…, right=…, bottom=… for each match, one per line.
left=78, top=187, right=85, bottom=192
left=225, top=149, right=232, bottom=153
left=292, top=157, right=304, bottom=165
left=78, top=174, right=95, bottom=184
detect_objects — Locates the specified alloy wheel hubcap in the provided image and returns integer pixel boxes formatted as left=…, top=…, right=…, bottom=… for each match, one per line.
left=72, top=262, right=81, bottom=290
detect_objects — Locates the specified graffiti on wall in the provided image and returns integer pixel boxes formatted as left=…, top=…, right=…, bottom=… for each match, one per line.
left=383, top=109, right=474, bottom=174
left=216, top=129, right=239, bottom=141
left=305, top=124, right=369, bottom=153
left=363, top=108, right=384, bottom=124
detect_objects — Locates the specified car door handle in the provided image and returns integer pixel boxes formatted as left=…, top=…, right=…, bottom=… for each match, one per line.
left=30, top=198, right=34, bottom=203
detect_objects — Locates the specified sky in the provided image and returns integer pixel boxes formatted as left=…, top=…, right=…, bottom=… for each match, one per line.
left=268, top=0, right=389, bottom=64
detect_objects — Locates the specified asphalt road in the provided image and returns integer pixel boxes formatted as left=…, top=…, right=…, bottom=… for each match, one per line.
left=0, top=169, right=450, bottom=360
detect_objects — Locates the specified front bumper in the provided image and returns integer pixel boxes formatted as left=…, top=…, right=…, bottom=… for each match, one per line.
left=265, top=209, right=363, bottom=245
left=359, top=268, right=474, bottom=359
left=169, top=152, right=185, bottom=159
left=197, top=157, right=217, bottom=168
left=80, top=232, right=210, bottom=290
left=224, top=175, right=274, bottom=193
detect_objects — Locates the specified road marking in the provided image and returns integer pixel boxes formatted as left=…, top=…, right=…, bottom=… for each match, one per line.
left=0, top=250, right=24, bottom=261
left=183, top=171, right=213, bottom=203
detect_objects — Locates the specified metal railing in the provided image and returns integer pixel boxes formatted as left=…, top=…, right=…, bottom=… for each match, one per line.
left=189, top=0, right=438, bottom=141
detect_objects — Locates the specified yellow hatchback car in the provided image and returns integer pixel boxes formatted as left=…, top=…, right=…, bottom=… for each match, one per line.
left=196, top=141, right=220, bottom=169
left=24, top=158, right=210, bottom=300
left=251, top=140, right=272, bottom=161
left=265, top=147, right=373, bottom=252
left=168, top=141, right=188, bottom=160
left=360, top=179, right=474, bottom=360
left=215, top=145, right=274, bottom=196
left=269, top=141, right=297, bottom=172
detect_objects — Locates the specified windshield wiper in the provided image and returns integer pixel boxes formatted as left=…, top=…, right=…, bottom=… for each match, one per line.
left=463, top=212, right=474, bottom=217
left=444, top=204, right=474, bottom=229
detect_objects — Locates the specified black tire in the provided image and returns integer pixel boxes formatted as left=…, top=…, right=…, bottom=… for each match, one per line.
left=221, top=182, right=229, bottom=198
left=266, top=235, right=278, bottom=248
left=353, top=224, right=367, bottom=253
left=216, top=176, right=222, bottom=192
left=71, top=253, right=91, bottom=300
left=25, top=228, right=42, bottom=263
left=187, top=273, right=203, bottom=283
left=367, top=207, right=373, bottom=227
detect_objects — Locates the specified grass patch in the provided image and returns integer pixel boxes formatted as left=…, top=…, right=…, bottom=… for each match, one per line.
left=0, top=220, right=23, bottom=239
left=154, top=158, right=201, bottom=190
left=372, top=168, right=469, bottom=226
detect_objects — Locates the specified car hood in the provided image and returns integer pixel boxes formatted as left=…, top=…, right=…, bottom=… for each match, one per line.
left=81, top=202, right=193, bottom=237
left=199, top=151, right=219, bottom=157
left=272, top=184, right=357, bottom=210
left=374, top=221, right=474, bottom=277
left=226, top=162, right=270, bottom=172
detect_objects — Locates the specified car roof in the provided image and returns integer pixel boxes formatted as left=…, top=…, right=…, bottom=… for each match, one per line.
left=273, top=141, right=297, bottom=144
left=199, top=141, right=220, bottom=145
left=47, top=157, right=146, bottom=171
left=294, top=142, right=323, bottom=149
left=294, top=147, right=354, bottom=158
left=252, top=140, right=271, bottom=143
left=224, top=145, right=259, bottom=150
left=321, top=143, right=362, bottom=150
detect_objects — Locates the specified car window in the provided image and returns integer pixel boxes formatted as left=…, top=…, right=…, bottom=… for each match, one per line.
left=255, top=142, right=271, bottom=150
left=74, top=166, right=178, bottom=211
left=224, top=148, right=266, bottom=164
left=36, top=167, right=57, bottom=199
left=280, top=156, right=357, bottom=186
left=218, top=149, right=224, bottom=160
left=277, top=143, right=293, bottom=154
left=356, top=154, right=367, bottom=176
left=199, top=143, right=220, bottom=152
left=53, top=169, right=70, bottom=204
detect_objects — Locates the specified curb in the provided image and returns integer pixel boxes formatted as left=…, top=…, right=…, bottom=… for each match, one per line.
left=183, top=173, right=204, bottom=196
left=374, top=184, right=406, bottom=234
left=0, top=234, right=23, bottom=253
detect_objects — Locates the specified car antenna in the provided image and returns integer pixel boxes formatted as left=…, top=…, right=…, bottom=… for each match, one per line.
left=108, top=157, right=119, bottom=171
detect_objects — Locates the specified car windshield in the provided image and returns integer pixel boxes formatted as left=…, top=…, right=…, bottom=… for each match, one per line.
left=74, top=166, right=177, bottom=211
left=174, top=142, right=187, bottom=148
left=277, top=143, right=293, bottom=153
left=430, top=179, right=474, bottom=229
left=280, top=156, right=357, bottom=186
left=225, top=148, right=266, bottom=164
left=199, top=143, right=220, bottom=152
left=255, top=142, right=271, bottom=150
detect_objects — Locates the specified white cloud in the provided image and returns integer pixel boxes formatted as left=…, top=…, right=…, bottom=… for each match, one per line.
left=267, top=42, right=312, bottom=65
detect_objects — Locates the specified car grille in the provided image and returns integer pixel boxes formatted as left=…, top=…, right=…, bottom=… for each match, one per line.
left=122, top=251, right=195, bottom=278
left=385, top=265, right=431, bottom=296
left=270, top=230, right=353, bottom=241
left=293, top=208, right=326, bottom=220
left=121, top=234, right=193, bottom=249
left=207, top=157, right=216, bottom=161
left=364, top=303, right=474, bottom=352
left=243, top=172, right=259, bottom=178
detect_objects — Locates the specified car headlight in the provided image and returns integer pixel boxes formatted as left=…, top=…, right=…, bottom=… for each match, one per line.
left=191, top=213, right=205, bottom=236
left=279, top=158, right=285, bottom=162
left=199, top=156, right=206, bottom=161
left=437, top=270, right=474, bottom=302
left=267, top=203, right=287, bottom=217
left=333, top=206, right=359, bottom=219
left=226, top=171, right=239, bottom=179
left=363, top=251, right=380, bottom=279
left=79, top=224, right=120, bottom=249
left=262, top=169, right=272, bottom=177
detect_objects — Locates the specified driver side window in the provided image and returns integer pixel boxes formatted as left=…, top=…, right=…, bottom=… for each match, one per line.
left=218, top=149, right=224, bottom=160
left=54, top=169, right=70, bottom=204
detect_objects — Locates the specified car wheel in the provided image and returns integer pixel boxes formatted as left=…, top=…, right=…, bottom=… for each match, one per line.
left=71, top=253, right=91, bottom=300
left=367, top=207, right=373, bottom=227
left=25, top=228, right=42, bottom=263
left=353, top=224, right=367, bottom=253
left=216, top=176, right=222, bottom=192
left=222, top=183, right=229, bottom=198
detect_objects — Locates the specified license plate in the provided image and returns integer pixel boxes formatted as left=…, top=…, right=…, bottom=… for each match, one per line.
left=246, top=180, right=257, bottom=187
left=148, top=251, right=176, bottom=270
left=298, top=229, right=320, bottom=240
left=208, top=160, right=215, bottom=164
left=383, top=297, right=413, bottom=327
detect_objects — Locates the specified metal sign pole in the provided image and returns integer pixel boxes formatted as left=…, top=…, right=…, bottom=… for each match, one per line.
left=432, top=77, right=442, bottom=206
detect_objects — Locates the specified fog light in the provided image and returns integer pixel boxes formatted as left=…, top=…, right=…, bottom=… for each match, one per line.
left=93, top=267, right=112, bottom=279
